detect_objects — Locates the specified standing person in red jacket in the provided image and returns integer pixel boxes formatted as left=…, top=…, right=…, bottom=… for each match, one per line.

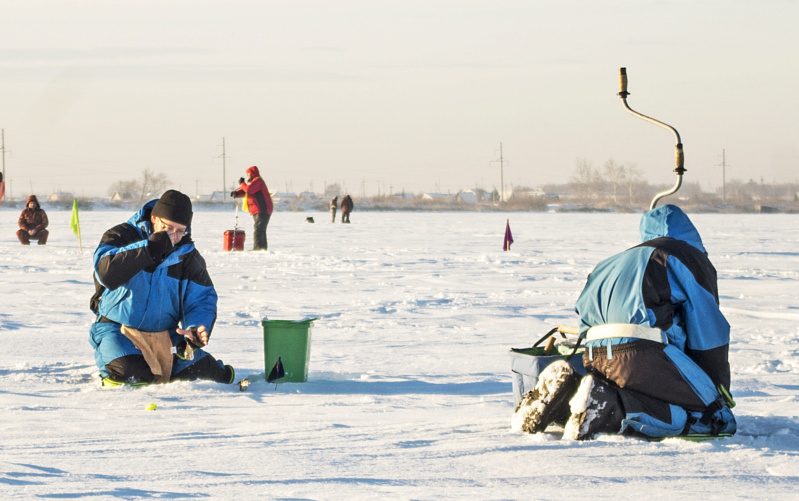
left=231, top=166, right=273, bottom=251
left=17, top=194, right=49, bottom=245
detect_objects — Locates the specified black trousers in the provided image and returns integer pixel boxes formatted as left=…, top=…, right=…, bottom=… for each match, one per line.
left=105, top=353, right=230, bottom=384
left=253, top=212, right=271, bottom=250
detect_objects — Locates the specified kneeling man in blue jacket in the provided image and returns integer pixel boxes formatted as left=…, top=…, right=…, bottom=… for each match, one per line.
left=89, top=190, right=234, bottom=386
left=515, top=204, right=736, bottom=440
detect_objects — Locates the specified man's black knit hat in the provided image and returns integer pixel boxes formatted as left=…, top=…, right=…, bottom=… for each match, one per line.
left=152, top=190, right=193, bottom=227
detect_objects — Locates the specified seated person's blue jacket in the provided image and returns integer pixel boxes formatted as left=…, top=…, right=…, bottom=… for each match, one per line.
left=90, top=199, right=217, bottom=334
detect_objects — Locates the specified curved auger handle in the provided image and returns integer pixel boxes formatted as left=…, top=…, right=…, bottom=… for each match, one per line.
left=618, top=67, right=685, bottom=210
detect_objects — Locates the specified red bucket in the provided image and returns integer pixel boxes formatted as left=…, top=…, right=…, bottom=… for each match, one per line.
left=224, top=230, right=246, bottom=251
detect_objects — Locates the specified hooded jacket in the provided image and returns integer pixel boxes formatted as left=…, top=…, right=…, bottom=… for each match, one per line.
left=18, top=195, right=49, bottom=232
left=340, top=195, right=353, bottom=213
left=575, top=204, right=730, bottom=391
left=90, top=199, right=217, bottom=334
left=233, top=166, right=273, bottom=215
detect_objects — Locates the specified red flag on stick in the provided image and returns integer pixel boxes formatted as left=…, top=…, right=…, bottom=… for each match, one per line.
left=503, top=219, right=514, bottom=251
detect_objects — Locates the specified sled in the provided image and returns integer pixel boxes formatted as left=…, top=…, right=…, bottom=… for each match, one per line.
left=644, top=432, right=736, bottom=443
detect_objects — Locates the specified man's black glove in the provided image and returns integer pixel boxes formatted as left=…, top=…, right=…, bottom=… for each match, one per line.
left=147, top=231, right=173, bottom=262
left=238, top=177, right=245, bottom=185
left=230, top=191, right=237, bottom=198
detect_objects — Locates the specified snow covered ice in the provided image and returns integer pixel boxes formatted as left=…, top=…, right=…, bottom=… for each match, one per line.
left=1, top=208, right=798, bottom=499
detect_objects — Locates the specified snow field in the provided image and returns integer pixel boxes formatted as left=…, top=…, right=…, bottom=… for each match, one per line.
left=1, top=209, right=797, bottom=499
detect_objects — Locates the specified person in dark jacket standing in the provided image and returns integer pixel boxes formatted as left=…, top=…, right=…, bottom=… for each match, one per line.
left=340, top=194, right=353, bottom=223
left=231, top=166, right=273, bottom=250
left=17, top=194, right=49, bottom=245
left=88, top=190, right=234, bottom=386
left=330, top=195, right=338, bottom=223
left=514, top=204, right=736, bottom=440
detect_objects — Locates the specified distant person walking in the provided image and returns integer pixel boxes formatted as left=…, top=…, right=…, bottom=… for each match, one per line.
left=330, top=196, right=338, bottom=223
left=17, top=195, right=49, bottom=245
left=341, top=195, right=353, bottom=224
left=231, top=166, right=273, bottom=251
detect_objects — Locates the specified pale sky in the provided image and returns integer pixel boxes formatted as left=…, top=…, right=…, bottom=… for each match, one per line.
left=1, top=1, right=798, bottom=198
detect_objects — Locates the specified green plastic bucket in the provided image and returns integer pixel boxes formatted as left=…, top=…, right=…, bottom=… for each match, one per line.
left=262, top=318, right=316, bottom=382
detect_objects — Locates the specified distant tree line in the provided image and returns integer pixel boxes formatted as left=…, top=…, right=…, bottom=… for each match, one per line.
left=535, top=157, right=799, bottom=211
left=102, top=162, right=798, bottom=213
left=108, top=169, right=171, bottom=203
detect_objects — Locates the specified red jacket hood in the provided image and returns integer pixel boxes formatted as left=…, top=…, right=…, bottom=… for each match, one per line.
left=246, top=166, right=261, bottom=179
left=26, top=195, right=40, bottom=209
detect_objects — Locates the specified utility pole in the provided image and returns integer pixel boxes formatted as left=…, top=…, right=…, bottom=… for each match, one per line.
left=222, top=137, right=227, bottom=193
left=499, top=142, right=504, bottom=202
left=719, top=149, right=727, bottom=204
left=218, top=137, right=227, bottom=195
left=1, top=129, right=5, bottom=202
left=722, top=149, right=726, bottom=204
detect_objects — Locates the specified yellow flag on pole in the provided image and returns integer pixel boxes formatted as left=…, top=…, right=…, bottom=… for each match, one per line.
left=70, top=199, right=82, bottom=251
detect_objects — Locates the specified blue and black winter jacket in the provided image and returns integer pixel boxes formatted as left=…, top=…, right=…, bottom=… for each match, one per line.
left=90, top=200, right=218, bottom=333
left=575, top=204, right=731, bottom=390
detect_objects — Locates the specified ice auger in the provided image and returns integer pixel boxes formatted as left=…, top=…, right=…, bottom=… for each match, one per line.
left=617, top=67, right=685, bottom=210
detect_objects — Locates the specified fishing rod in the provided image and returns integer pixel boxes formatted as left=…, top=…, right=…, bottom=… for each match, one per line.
left=617, top=67, right=685, bottom=210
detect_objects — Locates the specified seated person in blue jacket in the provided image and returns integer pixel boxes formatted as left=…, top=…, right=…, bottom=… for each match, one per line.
left=89, top=189, right=234, bottom=386
left=514, top=204, right=736, bottom=440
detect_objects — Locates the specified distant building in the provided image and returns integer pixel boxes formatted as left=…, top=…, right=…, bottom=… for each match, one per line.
left=110, top=191, right=136, bottom=202
left=273, top=192, right=298, bottom=202
left=456, top=191, right=477, bottom=204
left=422, top=193, right=454, bottom=201
left=457, top=189, right=492, bottom=203
left=48, top=192, right=74, bottom=202
left=209, top=191, right=230, bottom=202
left=508, top=187, right=546, bottom=199
left=298, top=191, right=317, bottom=201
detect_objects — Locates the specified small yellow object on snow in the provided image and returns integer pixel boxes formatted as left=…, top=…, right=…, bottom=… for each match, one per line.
left=145, top=403, right=157, bottom=411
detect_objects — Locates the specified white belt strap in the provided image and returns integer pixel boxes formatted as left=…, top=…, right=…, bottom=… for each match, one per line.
left=585, top=323, right=667, bottom=344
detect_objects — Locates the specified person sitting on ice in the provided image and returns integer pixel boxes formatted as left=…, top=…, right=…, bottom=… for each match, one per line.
left=17, top=195, right=49, bottom=245
left=514, top=204, right=736, bottom=440
left=88, top=189, right=235, bottom=386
